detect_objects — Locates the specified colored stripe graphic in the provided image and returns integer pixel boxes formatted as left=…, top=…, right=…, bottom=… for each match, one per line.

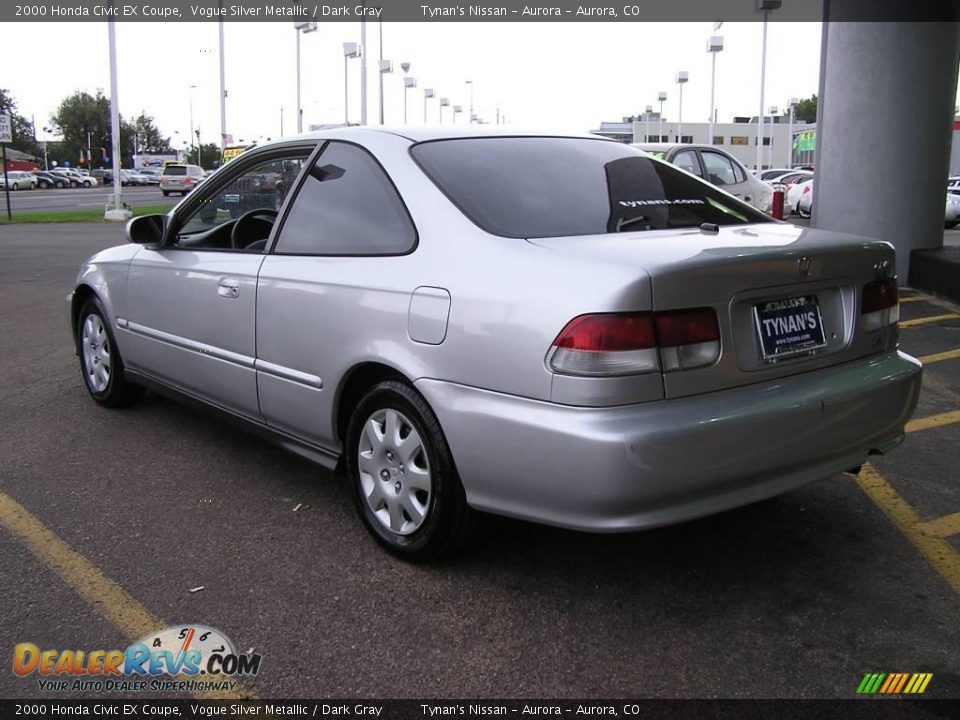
left=857, top=672, right=932, bottom=694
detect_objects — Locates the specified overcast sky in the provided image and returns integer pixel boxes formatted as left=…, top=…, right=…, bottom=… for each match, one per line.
left=3, top=21, right=951, bottom=148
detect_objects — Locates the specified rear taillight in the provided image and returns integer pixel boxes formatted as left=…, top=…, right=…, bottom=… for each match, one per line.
left=655, top=308, right=721, bottom=372
left=862, top=278, right=899, bottom=332
left=547, top=309, right=720, bottom=377
left=802, top=185, right=811, bottom=194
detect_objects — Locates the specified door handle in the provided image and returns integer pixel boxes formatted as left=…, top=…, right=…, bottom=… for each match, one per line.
left=218, top=277, right=240, bottom=298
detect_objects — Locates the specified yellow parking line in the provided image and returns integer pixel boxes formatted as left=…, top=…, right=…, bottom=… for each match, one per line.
left=855, top=465, right=960, bottom=595
left=899, top=313, right=960, bottom=328
left=905, top=410, right=960, bottom=434
left=0, top=493, right=254, bottom=700
left=917, top=348, right=960, bottom=365
left=922, top=511, right=960, bottom=539
left=899, top=296, right=928, bottom=303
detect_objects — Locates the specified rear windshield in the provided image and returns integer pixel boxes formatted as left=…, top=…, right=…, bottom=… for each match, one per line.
left=164, top=166, right=187, bottom=176
left=410, top=137, right=770, bottom=238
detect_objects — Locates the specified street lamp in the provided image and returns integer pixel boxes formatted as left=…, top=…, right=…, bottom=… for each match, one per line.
left=707, top=35, right=724, bottom=145
left=423, top=88, right=434, bottom=124
left=439, top=97, right=449, bottom=123
left=756, top=0, right=782, bottom=171
left=195, top=128, right=202, bottom=168
left=644, top=105, right=653, bottom=142
left=768, top=105, right=778, bottom=169
left=294, top=22, right=317, bottom=134
left=657, top=91, right=667, bottom=141
left=403, top=77, right=417, bottom=124
left=465, top=79, right=474, bottom=123
left=379, top=59, right=393, bottom=124
left=453, top=105, right=462, bottom=124
left=787, top=97, right=798, bottom=168
left=675, top=72, right=688, bottom=142
left=188, top=84, right=197, bottom=164
left=343, top=42, right=361, bottom=125
left=41, top=126, right=50, bottom=170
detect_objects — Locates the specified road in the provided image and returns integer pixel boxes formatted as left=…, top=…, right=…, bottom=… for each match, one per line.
left=1, top=186, right=176, bottom=213
left=0, top=222, right=958, bottom=700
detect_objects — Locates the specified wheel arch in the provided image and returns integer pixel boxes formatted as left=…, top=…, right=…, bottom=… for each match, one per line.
left=70, top=284, right=98, bottom=349
left=334, top=361, right=411, bottom=443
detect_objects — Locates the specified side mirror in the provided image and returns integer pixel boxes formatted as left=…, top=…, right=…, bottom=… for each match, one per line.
left=126, top=214, right=166, bottom=246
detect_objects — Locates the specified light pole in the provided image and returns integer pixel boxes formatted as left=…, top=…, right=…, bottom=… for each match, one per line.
left=294, top=22, right=317, bottom=133
left=675, top=71, right=688, bottom=143
left=423, top=88, right=434, bottom=124
left=218, top=15, right=226, bottom=149
left=360, top=19, right=367, bottom=125
left=403, top=77, right=417, bottom=124
left=465, top=79, right=474, bottom=123
left=787, top=97, right=798, bottom=168
left=188, top=84, right=196, bottom=164
left=644, top=105, right=652, bottom=142
left=768, top=105, right=778, bottom=169
left=379, top=60, right=393, bottom=124
left=707, top=35, right=723, bottom=145
left=657, top=91, right=667, bottom=141
left=439, top=97, right=449, bottom=123
left=453, top=105, right=462, bottom=124
left=343, top=42, right=361, bottom=125
left=104, top=15, right=127, bottom=220
left=756, top=0, right=781, bottom=171
left=41, top=126, right=49, bottom=170
left=196, top=128, right=202, bottom=168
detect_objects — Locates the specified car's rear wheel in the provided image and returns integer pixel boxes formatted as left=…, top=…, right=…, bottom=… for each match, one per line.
left=946, top=221, right=958, bottom=229
left=83, top=180, right=92, bottom=188
left=77, top=298, right=144, bottom=408
left=345, top=380, right=479, bottom=561
left=11, top=182, right=18, bottom=190
left=162, top=190, right=169, bottom=196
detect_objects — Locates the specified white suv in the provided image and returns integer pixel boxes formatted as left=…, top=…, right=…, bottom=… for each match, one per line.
left=160, top=164, right=205, bottom=196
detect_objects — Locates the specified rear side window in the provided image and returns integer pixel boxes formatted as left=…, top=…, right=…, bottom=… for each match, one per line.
left=411, top=137, right=769, bottom=238
left=164, top=166, right=187, bottom=176
left=274, top=141, right=415, bottom=256
left=673, top=150, right=702, bottom=178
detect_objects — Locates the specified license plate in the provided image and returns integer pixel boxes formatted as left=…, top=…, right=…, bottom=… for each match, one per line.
left=753, top=295, right=827, bottom=360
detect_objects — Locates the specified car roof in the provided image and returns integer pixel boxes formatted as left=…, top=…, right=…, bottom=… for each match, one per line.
left=631, top=142, right=732, bottom=153
left=256, top=126, right=610, bottom=148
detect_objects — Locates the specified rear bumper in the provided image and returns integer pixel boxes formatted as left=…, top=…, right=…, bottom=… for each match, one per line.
left=416, top=350, right=922, bottom=532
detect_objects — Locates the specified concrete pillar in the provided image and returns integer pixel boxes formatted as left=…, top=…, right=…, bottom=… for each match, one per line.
left=812, top=21, right=960, bottom=279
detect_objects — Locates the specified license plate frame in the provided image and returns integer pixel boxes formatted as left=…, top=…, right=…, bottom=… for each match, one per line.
left=753, top=294, right=828, bottom=361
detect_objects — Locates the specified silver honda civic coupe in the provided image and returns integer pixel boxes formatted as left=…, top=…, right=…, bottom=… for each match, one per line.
left=68, top=128, right=922, bottom=560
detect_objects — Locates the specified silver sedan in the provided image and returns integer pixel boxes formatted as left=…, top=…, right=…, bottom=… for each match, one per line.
left=68, top=128, right=921, bottom=560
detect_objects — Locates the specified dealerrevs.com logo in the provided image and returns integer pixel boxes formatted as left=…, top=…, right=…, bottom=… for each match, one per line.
left=14, top=625, right=261, bottom=693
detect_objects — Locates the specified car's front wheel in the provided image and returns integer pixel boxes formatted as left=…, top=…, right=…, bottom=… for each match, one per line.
left=346, top=380, right=479, bottom=561
left=77, top=298, right=144, bottom=408
left=83, top=180, right=93, bottom=187
left=11, top=182, right=18, bottom=190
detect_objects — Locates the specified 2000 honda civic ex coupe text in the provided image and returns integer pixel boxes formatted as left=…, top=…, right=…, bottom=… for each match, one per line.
left=68, top=128, right=922, bottom=560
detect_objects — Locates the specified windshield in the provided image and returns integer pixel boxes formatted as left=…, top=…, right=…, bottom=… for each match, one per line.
left=164, top=166, right=187, bottom=176
left=410, top=137, right=770, bottom=239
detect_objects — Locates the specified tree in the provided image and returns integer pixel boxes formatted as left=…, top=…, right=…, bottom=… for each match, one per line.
left=794, top=95, right=817, bottom=123
left=50, top=90, right=111, bottom=169
left=0, top=88, right=38, bottom=155
left=196, top=143, right=221, bottom=170
left=131, top=112, right=173, bottom=154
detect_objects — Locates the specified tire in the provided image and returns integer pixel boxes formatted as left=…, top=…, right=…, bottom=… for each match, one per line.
left=11, top=183, right=18, bottom=191
left=798, top=204, right=811, bottom=219
left=162, top=190, right=169, bottom=197
left=83, top=180, right=92, bottom=188
left=345, top=380, right=480, bottom=561
left=946, top=221, right=958, bottom=229
left=76, top=297, right=144, bottom=408
left=30, top=182, right=36, bottom=189
left=39, top=180, right=49, bottom=189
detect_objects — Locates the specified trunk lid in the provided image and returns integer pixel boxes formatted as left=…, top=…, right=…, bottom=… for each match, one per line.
left=529, top=223, right=898, bottom=399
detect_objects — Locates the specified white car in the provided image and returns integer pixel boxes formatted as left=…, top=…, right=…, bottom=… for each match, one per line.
left=790, top=179, right=815, bottom=218
left=0, top=171, right=38, bottom=190
left=52, top=168, right=97, bottom=187
left=946, top=193, right=960, bottom=228
left=633, top=143, right=774, bottom=214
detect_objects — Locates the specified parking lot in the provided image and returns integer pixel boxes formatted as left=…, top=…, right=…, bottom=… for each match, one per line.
left=1, top=221, right=958, bottom=699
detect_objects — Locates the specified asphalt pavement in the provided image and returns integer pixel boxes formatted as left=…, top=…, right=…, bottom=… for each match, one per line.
left=1, top=186, right=175, bottom=213
left=0, top=222, right=958, bottom=700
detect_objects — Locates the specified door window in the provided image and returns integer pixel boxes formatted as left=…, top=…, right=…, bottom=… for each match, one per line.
left=672, top=150, right=703, bottom=178
left=700, top=151, right=738, bottom=186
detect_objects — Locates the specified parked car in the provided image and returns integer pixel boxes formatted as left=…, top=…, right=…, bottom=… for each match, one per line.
left=36, top=171, right=70, bottom=189
left=0, top=171, right=37, bottom=190
left=69, top=129, right=921, bottom=560
left=632, top=143, right=774, bottom=214
left=159, top=163, right=205, bottom=196
left=946, top=193, right=960, bottom=228
left=136, top=168, right=161, bottom=185
left=52, top=168, right=97, bottom=187
left=126, top=170, right=152, bottom=186
left=759, top=168, right=796, bottom=181
left=792, top=179, right=815, bottom=218
left=91, top=169, right=114, bottom=184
